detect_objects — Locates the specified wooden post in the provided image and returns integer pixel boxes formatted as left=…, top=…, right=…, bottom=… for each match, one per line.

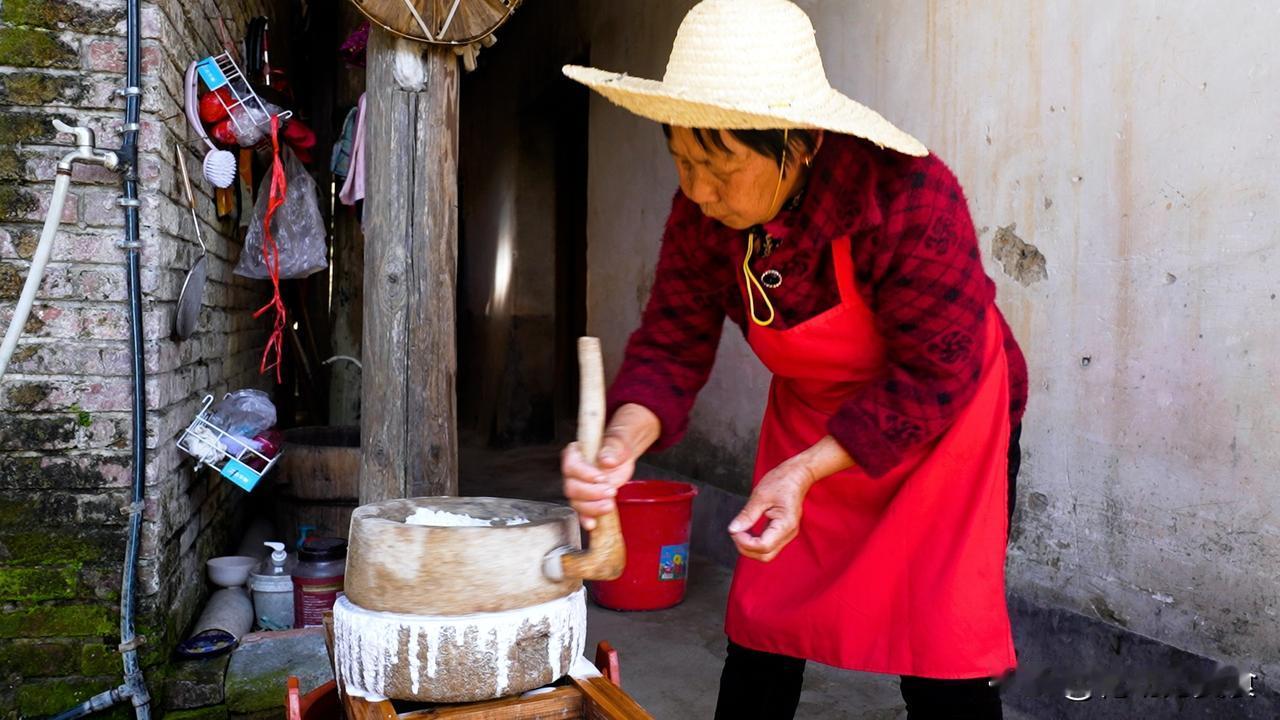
left=360, top=30, right=460, bottom=503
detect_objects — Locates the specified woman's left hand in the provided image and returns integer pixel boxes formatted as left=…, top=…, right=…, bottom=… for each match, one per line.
left=727, top=436, right=856, bottom=562
left=728, top=458, right=816, bottom=562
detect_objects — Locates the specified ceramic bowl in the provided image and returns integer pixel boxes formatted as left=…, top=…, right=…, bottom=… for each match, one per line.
left=207, top=555, right=258, bottom=587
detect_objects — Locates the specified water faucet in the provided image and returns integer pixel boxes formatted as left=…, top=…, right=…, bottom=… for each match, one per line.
left=53, top=118, right=119, bottom=173
left=2, top=118, right=122, bottom=380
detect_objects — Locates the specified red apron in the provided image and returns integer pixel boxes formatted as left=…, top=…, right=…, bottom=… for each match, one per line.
left=724, top=235, right=1017, bottom=679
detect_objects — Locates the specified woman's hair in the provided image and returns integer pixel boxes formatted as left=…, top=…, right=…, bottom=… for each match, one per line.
left=662, top=125, right=818, bottom=175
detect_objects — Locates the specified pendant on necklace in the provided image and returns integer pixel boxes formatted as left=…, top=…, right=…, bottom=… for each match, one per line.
left=761, top=233, right=780, bottom=258
left=760, top=269, right=783, bottom=289
left=751, top=228, right=780, bottom=259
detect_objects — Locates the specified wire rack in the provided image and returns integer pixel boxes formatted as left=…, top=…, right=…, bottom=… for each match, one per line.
left=195, top=52, right=291, bottom=135
left=176, top=394, right=282, bottom=491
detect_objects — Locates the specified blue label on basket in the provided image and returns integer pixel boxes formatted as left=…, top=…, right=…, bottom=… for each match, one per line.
left=219, top=458, right=260, bottom=491
left=658, top=543, right=689, bottom=581
left=196, top=57, right=228, bottom=89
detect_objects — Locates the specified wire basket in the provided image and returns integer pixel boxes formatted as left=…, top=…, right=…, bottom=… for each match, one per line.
left=177, top=394, right=282, bottom=491
left=195, top=52, right=292, bottom=136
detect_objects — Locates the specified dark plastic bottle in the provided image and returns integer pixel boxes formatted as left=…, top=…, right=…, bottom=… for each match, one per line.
left=292, top=537, right=347, bottom=628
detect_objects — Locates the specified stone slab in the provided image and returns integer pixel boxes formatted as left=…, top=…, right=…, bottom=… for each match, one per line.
left=225, top=628, right=333, bottom=716
left=166, top=654, right=230, bottom=709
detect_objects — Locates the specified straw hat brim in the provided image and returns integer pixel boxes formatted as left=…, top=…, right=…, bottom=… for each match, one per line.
left=563, top=65, right=928, bottom=157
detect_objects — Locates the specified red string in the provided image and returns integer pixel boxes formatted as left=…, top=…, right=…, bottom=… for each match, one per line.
left=254, top=115, right=288, bottom=382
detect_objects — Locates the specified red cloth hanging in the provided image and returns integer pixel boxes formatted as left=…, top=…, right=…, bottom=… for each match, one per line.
left=253, top=115, right=288, bottom=382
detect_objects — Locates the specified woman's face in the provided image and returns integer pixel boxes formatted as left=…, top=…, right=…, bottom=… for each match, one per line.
left=667, top=127, right=800, bottom=230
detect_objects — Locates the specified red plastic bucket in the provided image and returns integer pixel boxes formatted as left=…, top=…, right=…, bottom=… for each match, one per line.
left=590, top=480, right=699, bottom=611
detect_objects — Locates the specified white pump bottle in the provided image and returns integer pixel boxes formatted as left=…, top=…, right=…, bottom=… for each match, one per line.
left=262, top=541, right=290, bottom=575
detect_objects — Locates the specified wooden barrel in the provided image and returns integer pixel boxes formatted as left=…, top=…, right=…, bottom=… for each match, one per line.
left=273, top=426, right=360, bottom=542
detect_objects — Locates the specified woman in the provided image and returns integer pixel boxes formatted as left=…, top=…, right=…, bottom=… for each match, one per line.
left=560, top=1, right=1027, bottom=718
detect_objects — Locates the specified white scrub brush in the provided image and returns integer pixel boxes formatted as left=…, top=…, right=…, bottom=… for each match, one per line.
left=185, top=60, right=237, bottom=189
left=201, top=149, right=236, bottom=188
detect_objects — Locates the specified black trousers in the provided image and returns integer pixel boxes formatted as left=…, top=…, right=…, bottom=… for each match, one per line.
left=713, top=426, right=1022, bottom=720
left=713, top=643, right=1004, bottom=720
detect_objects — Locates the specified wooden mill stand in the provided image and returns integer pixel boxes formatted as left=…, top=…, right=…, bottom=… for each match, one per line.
left=316, top=615, right=654, bottom=719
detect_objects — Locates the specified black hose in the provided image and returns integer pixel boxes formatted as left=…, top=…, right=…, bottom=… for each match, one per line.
left=119, top=0, right=150, bottom=714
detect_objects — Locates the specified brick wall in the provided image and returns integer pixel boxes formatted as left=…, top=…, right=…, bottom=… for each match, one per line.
left=0, top=0, right=276, bottom=716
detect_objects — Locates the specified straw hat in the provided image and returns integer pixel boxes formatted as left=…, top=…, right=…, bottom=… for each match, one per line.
left=563, top=0, right=927, bottom=157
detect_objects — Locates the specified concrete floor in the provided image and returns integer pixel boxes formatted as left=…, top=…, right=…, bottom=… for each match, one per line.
left=461, top=443, right=1038, bottom=719
left=584, top=558, right=1038, bottom=719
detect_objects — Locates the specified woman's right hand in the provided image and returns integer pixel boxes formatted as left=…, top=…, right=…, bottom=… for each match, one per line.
left=561, top=403, right=661, bottom=530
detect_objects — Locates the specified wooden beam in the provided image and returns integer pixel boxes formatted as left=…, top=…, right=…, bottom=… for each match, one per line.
left=569, top=677, right=655, bottom=719
left=360, top=30, right=460, bottom=503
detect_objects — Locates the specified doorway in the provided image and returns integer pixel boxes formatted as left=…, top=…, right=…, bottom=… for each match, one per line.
left=456, top=1, right=592, bottom=449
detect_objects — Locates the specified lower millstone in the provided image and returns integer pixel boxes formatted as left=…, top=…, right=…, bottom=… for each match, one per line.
left=333, top=588, right=587, bottom=703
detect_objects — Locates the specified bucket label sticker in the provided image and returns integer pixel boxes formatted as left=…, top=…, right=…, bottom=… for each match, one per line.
left=659, top=543, right=689, bottom=581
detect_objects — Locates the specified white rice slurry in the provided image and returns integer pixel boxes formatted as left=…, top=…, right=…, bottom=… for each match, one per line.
left=333, top=587, right=586, bottom=701
left=403, top=507, right=530, bottom=527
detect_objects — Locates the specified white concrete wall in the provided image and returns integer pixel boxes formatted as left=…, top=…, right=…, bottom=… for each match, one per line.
left=583, top=0, right=1280, bottom=679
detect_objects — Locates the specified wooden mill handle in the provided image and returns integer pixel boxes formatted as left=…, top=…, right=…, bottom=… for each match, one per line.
left=556, top=337, right=626, bottom=582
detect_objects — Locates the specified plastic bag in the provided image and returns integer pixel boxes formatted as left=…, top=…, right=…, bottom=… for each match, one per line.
left=208, top=389, right=277, bottom=438
left=226, top=101, right=284, bottom=147
left=235, top=147, right=328, bottom=279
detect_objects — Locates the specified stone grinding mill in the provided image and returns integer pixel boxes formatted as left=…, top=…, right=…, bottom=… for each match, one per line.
left=332, top=338, right=627, bottom=703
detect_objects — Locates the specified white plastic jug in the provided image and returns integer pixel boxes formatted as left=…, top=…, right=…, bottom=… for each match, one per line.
left=249, top=541, right=294, bottom=630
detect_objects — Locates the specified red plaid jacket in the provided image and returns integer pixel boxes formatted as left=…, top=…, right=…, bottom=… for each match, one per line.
left=608, top=133, right=1028, bottom=478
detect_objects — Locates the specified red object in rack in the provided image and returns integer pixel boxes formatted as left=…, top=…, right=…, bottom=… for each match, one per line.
left=198, top=88, right=233, bottom=123
left=243, top=428, right=283, bottom=471
left=209, top=119, right=238, bottom=146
